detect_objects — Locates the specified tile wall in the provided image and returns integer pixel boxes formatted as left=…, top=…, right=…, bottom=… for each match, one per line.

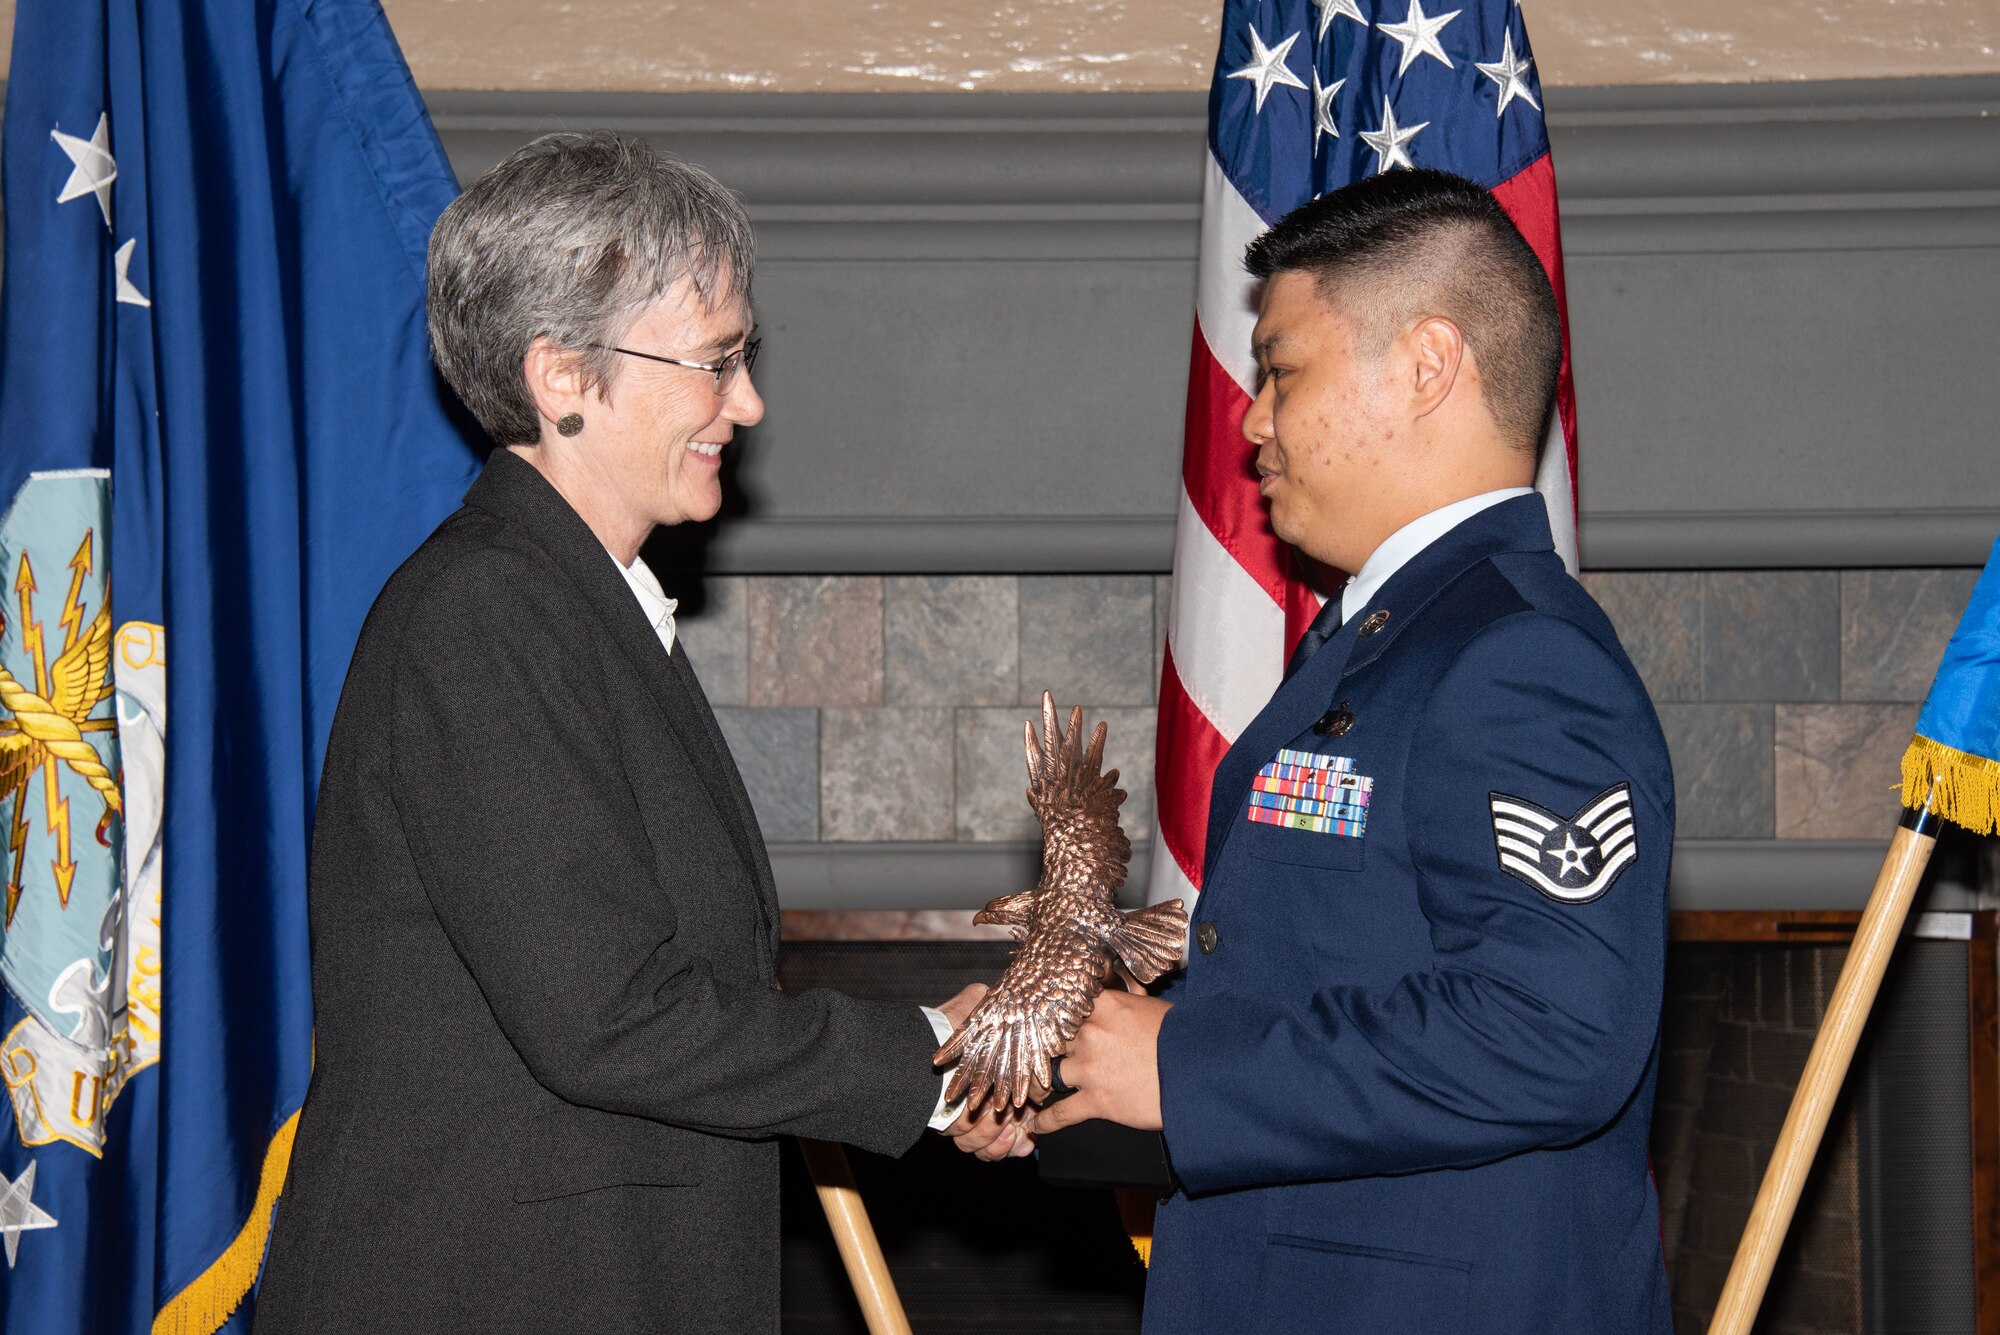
left=665, top=569, right=1978, bottom=847
left=1585, top=570, right=1977, bottom=839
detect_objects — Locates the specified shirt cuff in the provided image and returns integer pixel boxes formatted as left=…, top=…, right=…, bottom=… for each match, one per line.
left=920, top=1005, right=966, bottom=1131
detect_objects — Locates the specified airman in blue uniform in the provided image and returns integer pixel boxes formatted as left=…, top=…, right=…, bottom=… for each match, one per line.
left=1035, top=169, right=1675, bottom=1333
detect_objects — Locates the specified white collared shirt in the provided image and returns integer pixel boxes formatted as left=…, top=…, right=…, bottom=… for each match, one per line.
left=612, top=552, right=678, bottom=655
left=1338, top=488, right=1536, bottom=624
left=607, top=550, right=961, bottom=1130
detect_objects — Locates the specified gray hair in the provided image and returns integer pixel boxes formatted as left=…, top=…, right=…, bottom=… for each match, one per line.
left=427, top=129, right=756, bottom=445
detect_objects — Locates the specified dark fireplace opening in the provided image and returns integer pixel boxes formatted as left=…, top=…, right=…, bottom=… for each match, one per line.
left=777, top=942, right=1147, bottom=1334
left=1657, top=940, right=1874, bottom=1334
left=1658, top=923, right=1988, bottom=1335
left=776, top=919, right=1995, bottom=1334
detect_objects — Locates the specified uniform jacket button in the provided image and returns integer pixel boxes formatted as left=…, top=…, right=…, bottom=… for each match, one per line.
left=1357, top=609, right=1391, bottom=637
left=1196, top=922, right=1219, bottom=954
left=1313, top=701, right=1355, bottom=737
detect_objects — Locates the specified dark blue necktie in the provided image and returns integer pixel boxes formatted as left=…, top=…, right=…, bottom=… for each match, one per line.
left=1285, top=594, right=1348, bottom=679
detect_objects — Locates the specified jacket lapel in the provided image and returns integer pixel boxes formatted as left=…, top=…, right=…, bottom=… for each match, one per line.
left=1200, top=494, right=1558, bottom=888
left=661, top=640, right=782, bottom=946
left=462, top=452, right=776, bottom=940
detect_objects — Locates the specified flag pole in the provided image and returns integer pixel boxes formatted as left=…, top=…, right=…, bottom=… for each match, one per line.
left=798, top=1139, right=915, bottom=1335
left=774, top=973, right=912, bottom=1334
left=1705, top=795, right=1941, bottom=1335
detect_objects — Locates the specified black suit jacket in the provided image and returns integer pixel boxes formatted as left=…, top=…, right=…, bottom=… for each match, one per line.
left=255, top=450, right=940, bottom=1333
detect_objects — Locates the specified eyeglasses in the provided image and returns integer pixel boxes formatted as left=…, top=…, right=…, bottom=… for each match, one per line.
left=592, top=338, right=761, bottom=395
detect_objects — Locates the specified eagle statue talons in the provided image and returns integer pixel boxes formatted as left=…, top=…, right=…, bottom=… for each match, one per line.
left=933, top=693, right=1191, bottom=1111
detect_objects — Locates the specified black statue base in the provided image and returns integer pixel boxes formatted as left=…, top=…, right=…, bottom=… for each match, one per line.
left=1037, top=1112, right=1178, bottom=1193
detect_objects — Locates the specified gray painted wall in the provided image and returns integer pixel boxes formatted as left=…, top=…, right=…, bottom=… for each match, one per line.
left=429, top=77, right=2000, bottom=572
left=766, top=836, right=1990, bottom=914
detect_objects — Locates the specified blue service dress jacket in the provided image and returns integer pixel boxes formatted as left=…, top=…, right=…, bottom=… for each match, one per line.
left=1146, top=494, right=1675, bottom=1334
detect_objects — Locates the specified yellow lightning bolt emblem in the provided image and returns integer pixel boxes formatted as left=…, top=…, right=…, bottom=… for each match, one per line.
left=60, top=532, right=92, bottom=652
left=4, top=771, right=27, bottom=926
left=17, top=553, right=41, bottom=692
left=46, top=536, right=94, bottom=901
left=0, top=538, right=120, bottom=921
left=9, top=554, right=41, bottom=918
left=0, top=574, right=9, bottom=926
left=46, top=772, right=74, bottom=903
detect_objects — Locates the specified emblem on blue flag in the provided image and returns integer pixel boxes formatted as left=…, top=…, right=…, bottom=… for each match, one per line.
left=1489, top=782, right=1637, bottom=904
left=0, top=472, right=163, bottom=1162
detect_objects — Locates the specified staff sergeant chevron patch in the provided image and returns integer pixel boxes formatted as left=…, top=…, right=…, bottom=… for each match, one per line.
left=1488, top=783, right=1638, bottom=904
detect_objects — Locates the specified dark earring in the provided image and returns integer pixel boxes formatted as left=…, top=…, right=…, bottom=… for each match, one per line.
left=556, top=412, right=584, bottom=437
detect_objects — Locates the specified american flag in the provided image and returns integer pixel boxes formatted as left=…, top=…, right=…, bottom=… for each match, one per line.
left=1148, top=0, right=1581, bottom=911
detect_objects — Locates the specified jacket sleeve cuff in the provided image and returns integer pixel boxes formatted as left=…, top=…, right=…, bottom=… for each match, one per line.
left=920, top=1005, right=965, bottom=1130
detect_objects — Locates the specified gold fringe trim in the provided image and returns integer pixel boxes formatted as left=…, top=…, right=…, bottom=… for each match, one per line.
left=1115, top=1188, right=1156, bottom=1268
left=1902, top=734, right=2000, bottom=836
left=151, top=1109, right=301, bottom=1335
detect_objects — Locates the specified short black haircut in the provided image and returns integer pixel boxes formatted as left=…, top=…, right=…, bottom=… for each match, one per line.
left=1243, top=168, right=1561, bottom=454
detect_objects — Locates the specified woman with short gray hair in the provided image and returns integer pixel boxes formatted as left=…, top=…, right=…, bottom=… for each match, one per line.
left=254, top=131, right=1004, bottom=1334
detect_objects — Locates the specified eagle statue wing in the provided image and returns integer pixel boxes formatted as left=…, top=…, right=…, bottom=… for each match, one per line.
left=1025, top=696, right=1132, bottom=895
left=936, top=695, right=1184, bottom=1109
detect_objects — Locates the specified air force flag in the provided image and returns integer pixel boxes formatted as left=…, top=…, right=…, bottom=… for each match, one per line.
left=0, top=0, right=479, bottom=1329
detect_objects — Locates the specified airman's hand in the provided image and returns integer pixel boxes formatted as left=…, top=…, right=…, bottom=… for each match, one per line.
left=1029, top=990, right=1170, bottom=1134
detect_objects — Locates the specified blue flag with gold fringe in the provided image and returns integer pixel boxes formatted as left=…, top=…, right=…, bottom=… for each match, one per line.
left=1903, top=537, right=2000, bottom=836
left=0, top=1, right=479, bottom=1329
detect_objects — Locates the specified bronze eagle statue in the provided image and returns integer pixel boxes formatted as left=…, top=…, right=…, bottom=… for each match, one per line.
left=934, top=693, right=1188, bottom=1110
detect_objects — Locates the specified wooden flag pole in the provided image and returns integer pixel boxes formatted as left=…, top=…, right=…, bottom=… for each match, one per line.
left=799, top=1138, right=914, bottom=1335
left=1706, top=802, right=1940, bottom=1335
left=772, top=976, right=912, bottom=1333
